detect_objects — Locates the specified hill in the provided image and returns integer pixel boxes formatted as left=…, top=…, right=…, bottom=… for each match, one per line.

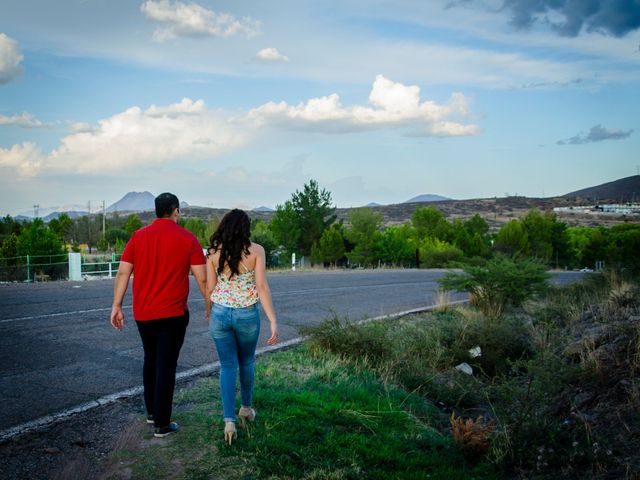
left=563, top=175, right=640, bottom=202
left=404, top=194, right=450, bottom=203
left=106, top=191, right=155, bottom=213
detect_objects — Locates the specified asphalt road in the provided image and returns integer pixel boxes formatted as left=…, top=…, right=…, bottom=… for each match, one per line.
left=0, top=269, right=582, bottom=433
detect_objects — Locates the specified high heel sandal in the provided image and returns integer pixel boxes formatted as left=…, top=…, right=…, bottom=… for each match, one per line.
left=238, top=406, right=256, bottom=427
left=224, top=421, right=237, bottom=445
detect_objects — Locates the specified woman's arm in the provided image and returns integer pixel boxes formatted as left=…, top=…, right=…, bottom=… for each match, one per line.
left=253, top=244, right=278, bottom=345
left=205, top=255, right=218, bottom=322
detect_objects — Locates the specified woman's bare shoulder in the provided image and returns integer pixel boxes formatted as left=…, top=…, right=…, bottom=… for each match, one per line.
left=249, top=242, right=265, bottom=255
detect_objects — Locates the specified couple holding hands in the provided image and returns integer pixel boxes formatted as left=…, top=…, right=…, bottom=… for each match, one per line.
left=110, top=193, right=278, bottom=445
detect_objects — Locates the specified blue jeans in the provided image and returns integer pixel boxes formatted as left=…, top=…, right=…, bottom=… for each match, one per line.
left=210, top=303, right=260, bottom=422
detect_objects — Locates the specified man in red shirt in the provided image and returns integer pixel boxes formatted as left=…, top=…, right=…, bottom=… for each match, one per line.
left=110, top=192, right=207, bottom=437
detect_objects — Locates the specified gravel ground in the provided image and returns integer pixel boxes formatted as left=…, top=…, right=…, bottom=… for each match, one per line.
left=0, top=374, right=209, bottom=480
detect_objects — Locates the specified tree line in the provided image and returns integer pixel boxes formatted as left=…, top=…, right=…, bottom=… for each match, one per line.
left=2, top=179, right=639, bottom=272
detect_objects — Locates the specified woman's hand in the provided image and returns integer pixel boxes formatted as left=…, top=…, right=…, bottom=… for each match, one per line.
left=267, top=322, right=278, bottom=345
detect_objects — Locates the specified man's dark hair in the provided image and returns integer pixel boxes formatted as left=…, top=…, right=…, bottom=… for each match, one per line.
left=155, top=193, right=180, bottom=218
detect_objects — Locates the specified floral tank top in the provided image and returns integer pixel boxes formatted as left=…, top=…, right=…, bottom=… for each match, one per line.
left=211, top=262, right=259, bottom=308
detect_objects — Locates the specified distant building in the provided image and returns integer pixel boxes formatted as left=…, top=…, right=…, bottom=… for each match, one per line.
left=553, top=203, right=640, bottom=216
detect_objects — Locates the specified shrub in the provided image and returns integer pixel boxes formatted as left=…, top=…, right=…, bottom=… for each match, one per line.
left=438, top=255, right=550, bottom=319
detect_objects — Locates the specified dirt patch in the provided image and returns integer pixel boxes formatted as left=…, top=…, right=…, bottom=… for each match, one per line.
left=0, top=396, right=144, bottom=480
left=0, top=373, right=209, bottom=480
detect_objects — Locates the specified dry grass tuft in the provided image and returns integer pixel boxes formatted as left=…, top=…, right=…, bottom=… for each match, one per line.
left=450, top=413, right=496, bottom=462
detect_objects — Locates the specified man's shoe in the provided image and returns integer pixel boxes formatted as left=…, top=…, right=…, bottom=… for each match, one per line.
left=154, top=422, right=179, bottom=438
left=146, top=415, right=154, bottom=425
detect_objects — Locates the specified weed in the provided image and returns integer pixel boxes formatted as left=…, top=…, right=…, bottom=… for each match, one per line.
left=450, top=414, right=496, bottom=462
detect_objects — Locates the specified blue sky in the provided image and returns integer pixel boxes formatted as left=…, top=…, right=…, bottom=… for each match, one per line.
left=1, top=0, right=639, bottom=216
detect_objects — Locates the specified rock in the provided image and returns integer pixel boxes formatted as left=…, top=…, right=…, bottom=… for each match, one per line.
left=455, top=363, right=473, bottom=375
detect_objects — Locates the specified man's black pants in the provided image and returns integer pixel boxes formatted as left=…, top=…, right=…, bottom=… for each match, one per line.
left=136, top=311, right=189, bottom=428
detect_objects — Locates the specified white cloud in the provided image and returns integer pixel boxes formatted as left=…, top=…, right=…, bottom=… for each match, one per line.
left=140, top=0, right=261, bottom=42
left=256, top=47, right=289, bottom=62
left=1, top=80, right=477, bottom=179
left=248, top=75, right=479, bottom=136
left=70, top=122, right=92, bottom=133
left=2, top=98, right=246, bottom=176
left=0, top=112, right=43, bottom=128
left=145, top=97, right=206, bottom=117
left=0, top=143, right=44, bottom=177
left=0, top=33, right=24, bottom=85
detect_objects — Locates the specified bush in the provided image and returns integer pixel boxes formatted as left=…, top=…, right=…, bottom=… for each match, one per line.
left=439, top=255, right=550, bottom=319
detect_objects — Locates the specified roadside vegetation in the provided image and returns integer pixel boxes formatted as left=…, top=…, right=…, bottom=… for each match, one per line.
left=303, top=259, right=640, bottom=479
left=102, top=347, right=496, bottom=479
left=2, top=180, right=638, bottom=282
left=100, top=258, right=639, bottom=479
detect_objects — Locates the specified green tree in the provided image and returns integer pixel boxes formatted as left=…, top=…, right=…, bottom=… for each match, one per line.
left=0, top=215, right=22, bottom=243
left=184, top=218, right=207, bottom=246
left=521, top=210, right=554, bottom=262
left=494, top=220, right=529, bottom=255
left=271, top=179, right=336, bottom=256
left=270, top=201, right=301, bottom=255
left=418, top=236, right=464, bottom=268
left=123, top=214, right=143, bottom=237
left=346, top=208, right=382, bottom=266
left=106, top=228, right=129, bottom=246
left=48, top=213, right=74, bottom=243
left=96, top=237, right=109, bottom=252
left=607, top=224, right=640, bottom=272
left=16, top=219, right=65, bottom=256
left=456, top=215, right=491, bottom=258
left=204, top=217, right=220, bottom=247
left=411, top=207, right=451, bottom=241
left=315, top=225, right=346, bottom=266
left=1, top=233, right=19, bottom=258
left=376, top=224, right=416, bottom=266
left=251, top=219, right=277, bottom=267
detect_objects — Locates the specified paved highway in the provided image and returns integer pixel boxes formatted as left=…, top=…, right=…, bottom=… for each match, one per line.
left=0, top=269, right=581, bottom=433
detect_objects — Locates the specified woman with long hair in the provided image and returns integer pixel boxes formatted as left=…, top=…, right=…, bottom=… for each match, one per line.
left=205, top=209, right=278, bottom=445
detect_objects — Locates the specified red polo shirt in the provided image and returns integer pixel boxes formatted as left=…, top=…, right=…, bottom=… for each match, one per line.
left=121, top=218, right=206, bottom=321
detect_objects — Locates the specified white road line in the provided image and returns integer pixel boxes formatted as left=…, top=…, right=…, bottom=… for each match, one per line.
left=0, top=281, right=438, bottom=324
left=0, top=301, right=466, bottom=443
left=0, top=306, right=132, bottom=324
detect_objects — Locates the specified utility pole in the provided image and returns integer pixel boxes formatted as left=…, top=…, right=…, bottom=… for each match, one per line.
left=33, top=204, right=39, bottom=218
left=102, top=200, right=106, bottom=238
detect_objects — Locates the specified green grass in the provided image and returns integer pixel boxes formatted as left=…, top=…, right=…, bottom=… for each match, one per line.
left=105, top=347, right=498, bottom=479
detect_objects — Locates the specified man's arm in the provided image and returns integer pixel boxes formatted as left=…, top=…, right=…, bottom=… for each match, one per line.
left=110, top=261, right=133, bottom=331
left=191, top=264, right=209, bottom=321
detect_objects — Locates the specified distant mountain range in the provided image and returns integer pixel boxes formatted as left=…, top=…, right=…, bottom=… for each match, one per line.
left=13, top=176, right=639, bottom=222
left=563, top=175, right=640, bottom=202
left=404, top=194, right=450, bottom=203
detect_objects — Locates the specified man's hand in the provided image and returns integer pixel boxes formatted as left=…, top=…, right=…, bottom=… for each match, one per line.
left=110, top=305, right=125, bottom=331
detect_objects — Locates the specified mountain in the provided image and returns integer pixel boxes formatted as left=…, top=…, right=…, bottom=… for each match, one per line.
left=106, top=191, right=155, bottom=213
left=43, top=211, right=89, bottom=222
left=252, top=206, right=274, bottom=212
left=563, top=175, right=640, bottom=202
left=17, top=203, right=87, bottom=219
left=404, top=194, right=450, bottom=203
left=364, top=202, right=383, bottom=207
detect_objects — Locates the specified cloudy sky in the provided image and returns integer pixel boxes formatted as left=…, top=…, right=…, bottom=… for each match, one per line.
left=1, top=0, right=639, bottom=216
